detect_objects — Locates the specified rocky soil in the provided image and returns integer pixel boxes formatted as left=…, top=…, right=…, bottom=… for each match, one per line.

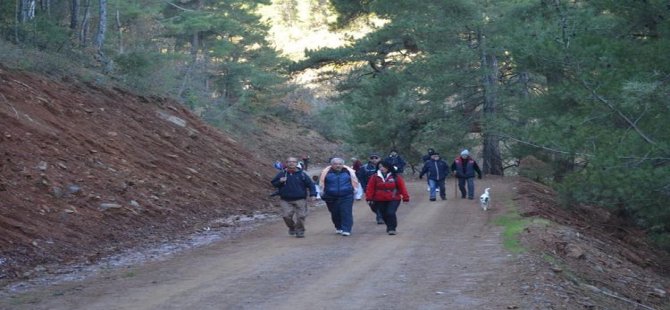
left=0, top=65, right=337, bottom=286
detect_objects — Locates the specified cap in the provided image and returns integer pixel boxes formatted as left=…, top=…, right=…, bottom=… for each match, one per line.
left=461, top=149, right=470, bottom=156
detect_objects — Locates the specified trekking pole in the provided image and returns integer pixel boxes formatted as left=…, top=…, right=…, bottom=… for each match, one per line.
left=453, top=177, right=457, bottom=198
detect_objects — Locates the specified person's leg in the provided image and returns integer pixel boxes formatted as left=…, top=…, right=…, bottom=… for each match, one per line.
left=458, top=177, right=467, bottom=198
left=293, top=199, right=308, bottom=236
left=438, top=179, right=446, bottom=200
left=375, top=204, right=384, bottom=224
left=429, top=179, right=437, bottom=200
left=467, top=177, right=475, bottom=199
left=326, top=202, right=341, bottom=231
left=383, top=200, right=400, bottom=233
left=338, top=195, right=355, bottom=234
left=279, top=200, right=296, bottom=235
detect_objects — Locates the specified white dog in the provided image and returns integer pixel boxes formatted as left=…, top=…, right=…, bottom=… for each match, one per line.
left=479, top=188, right=491, bottom=211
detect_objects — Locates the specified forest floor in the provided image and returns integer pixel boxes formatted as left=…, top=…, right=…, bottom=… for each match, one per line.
left=0, top=66, right=668, bottom=309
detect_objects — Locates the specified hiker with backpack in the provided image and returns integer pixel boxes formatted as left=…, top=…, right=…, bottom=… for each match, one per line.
left=271, top=157, right=317, bottom=238
left=319, top=158, right=360, bottom=236
left=365, top=161, right=410, bottom=235
left=419, top=152, right=450, bottom=201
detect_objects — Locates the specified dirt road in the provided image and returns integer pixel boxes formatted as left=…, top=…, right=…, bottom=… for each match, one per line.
left=1, top=176, right=525, bottom=309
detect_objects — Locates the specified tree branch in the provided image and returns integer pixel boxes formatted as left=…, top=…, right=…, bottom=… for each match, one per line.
left=498, top=133, right=592, bottom=157
left=165, top=1, right=197, bottom=12
left=582, top=80, right=658, bottom=146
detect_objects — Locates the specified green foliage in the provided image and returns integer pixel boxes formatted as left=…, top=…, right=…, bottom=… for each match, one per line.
left=311, top=0, right=670, bottom=248
left=309, top=104, right=352, bottom=141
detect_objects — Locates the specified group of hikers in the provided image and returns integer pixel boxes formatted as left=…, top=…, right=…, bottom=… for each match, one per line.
left=270, top=149, right=482, bottom=238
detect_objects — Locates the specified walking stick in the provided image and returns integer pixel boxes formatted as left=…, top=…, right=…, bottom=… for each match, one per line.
left=453, top=176, right=457, bottom=198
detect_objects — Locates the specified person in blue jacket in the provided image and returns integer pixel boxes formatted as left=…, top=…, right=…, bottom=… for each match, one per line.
left=319, top=158, right=360, bottom=236
left=419, top=152, right=450, bottom=201
left=271, top=157, right=317, bottom=238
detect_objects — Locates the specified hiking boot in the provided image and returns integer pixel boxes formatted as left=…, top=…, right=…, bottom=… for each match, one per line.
left=295, top=232, right=305, bottom=238
left=441, top=196, right=446, bottom=200
left=430, top=198, right=436, bottom=201
left=468, top=197, right=474, bottom=200
left=387, top=230, right=396, bottom=235
left=288, top=230, right=296, bottom=236
left=341, top=232, right=351, bottom=236
left=335, top=229, right=343, bottom=234
left=376, top=219, right=384, bottom=225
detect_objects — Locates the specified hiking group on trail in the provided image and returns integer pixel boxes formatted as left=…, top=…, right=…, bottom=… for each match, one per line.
left=270, top=149, right=484, bottom=238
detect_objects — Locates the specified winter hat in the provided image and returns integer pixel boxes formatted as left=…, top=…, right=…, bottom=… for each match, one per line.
left=461, top=149, right=470, bottom=157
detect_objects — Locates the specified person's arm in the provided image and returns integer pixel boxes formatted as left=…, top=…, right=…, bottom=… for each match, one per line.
left=344, top=165, right=360, bottom=189
left=419, top=164, right=428, bottom=178
left=304, top=173, right=317, bottom=197
left=270, top=172, right=283, bottom=188
left=474, top=162, right=483, bottom=179
left=365, top=176, right=377, bottom=201
left=397, top=176, right=410, bottom=202
left=450, top=161, right=457, bottom=173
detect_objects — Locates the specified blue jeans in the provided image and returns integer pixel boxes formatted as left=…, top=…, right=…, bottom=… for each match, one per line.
left=374, top=200, right=400, bottom=231
left=428, top=179, right=446, bottom=199
left=325, top=195, right=354, bottom=233
left=458, top=177, right=475, bottom=198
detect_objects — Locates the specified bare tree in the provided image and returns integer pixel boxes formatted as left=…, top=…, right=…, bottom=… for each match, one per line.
left=94, top=0, right=107, bottom=52
left=478, top=28, right=504, bottom=175
left=79, top=0, right=91, bottom=46
left=70, top=0, right=79, bottom=30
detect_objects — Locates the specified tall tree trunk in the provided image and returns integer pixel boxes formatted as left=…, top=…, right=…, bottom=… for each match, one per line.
left=178, top=0, right=202, bottom=98
left=79, top=0, right=90, bottom=46
left=70, top=0, right=78, bottom=30
left=18, top=0, right=36, bottom=22
left=115, top=8, right=122, bottom=53
left=94, top=0, right=106, bottom=51
left=478, top=29, right=504, bottom=176
left=14, top=0, right=20, bottom=43
left=40, top=0, right=50, bottom=17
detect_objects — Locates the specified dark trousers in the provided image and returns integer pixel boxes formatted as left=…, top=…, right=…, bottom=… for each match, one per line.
left=325, top=195, right=354, bottom=233
left=458, top=177, right=475, bottom=198
left=373, top=200, right=401, bottom=232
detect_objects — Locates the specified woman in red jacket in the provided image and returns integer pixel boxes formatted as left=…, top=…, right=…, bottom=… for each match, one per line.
left=365, top=161, right=410, bottom=235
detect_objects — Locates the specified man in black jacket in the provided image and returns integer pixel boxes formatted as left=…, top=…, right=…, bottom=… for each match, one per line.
left=419, top=152, right=450, bottom=201
left=271, top=157, right=317, bottom=238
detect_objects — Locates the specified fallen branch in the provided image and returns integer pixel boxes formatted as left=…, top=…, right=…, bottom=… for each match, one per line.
left=582, top=284, right=657, bottom=310
left=0, top=94, right=19, bottom=119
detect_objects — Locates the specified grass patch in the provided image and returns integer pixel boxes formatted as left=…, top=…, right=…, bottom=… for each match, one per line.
left=494, top=199, right=532, bottom=253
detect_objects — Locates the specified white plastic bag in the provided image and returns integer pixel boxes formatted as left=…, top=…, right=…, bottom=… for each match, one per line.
left=355, top=183, right=364, bottom=200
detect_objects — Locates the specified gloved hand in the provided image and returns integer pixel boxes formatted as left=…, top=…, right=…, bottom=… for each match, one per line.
left=419, top=175, right=423, bottom=179
left=367, top=201, right=374, bottom=207
left=478, top=175, right=482, bottom=179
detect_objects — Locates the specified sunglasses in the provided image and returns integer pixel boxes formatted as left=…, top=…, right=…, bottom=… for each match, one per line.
left=369, top=156, right=379, bottom=159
